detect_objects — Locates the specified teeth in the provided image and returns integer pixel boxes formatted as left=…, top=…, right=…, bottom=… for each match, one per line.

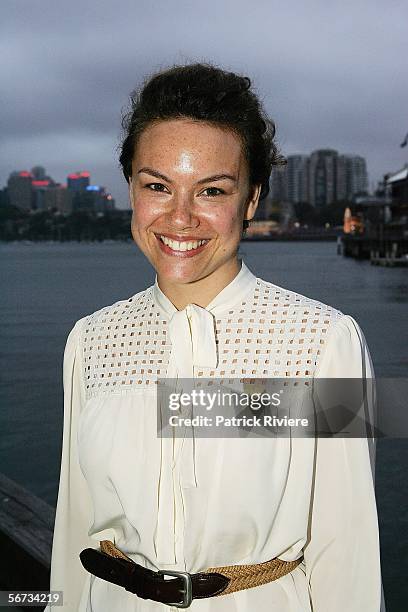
left=160, top=236, right=207, bottom=251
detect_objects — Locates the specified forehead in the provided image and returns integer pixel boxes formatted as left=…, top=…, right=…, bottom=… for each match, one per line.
left=133, top=119, right=246, bottom=174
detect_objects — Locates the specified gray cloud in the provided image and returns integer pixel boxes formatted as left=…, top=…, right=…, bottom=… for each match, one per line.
left=1, top=0, right=407, bottom=207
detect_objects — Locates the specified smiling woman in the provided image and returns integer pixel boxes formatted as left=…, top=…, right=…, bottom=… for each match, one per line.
left=120, top=62, right=284, bottom=309
left=46, top=62, right=383, bottom=612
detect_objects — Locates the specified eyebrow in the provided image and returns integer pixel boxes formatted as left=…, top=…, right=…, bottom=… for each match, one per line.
left=137, top=167, right=238, bottom=185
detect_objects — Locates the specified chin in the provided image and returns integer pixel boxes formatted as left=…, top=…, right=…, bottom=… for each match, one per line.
left=157, top=268, right=199, bottom=284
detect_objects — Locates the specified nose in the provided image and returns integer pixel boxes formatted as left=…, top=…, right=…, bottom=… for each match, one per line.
left=166, top=193, right=200, bottom=230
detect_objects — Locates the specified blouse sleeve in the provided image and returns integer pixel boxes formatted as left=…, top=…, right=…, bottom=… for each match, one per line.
left=303, top=314, right=384, bottom=612
left=45, top=318, right=95, bottom=611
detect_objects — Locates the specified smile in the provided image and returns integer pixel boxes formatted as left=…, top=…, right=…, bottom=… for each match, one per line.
left=155, top=234, right=210, bottom=257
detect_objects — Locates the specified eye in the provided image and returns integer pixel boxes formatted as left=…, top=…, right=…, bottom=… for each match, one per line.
left=145, top=183, right=168, bottom=192
left=201, top=187, right=225, bottom=197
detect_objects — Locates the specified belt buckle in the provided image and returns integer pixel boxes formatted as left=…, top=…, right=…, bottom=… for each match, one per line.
left=157, top=569, right=193, bottom=608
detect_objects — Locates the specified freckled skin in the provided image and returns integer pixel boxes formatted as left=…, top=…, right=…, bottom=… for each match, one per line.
left=128, top=119, right=261, bottom=309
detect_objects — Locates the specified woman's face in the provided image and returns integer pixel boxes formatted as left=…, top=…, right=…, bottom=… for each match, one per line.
left=129, top=118, right=260, bottom=289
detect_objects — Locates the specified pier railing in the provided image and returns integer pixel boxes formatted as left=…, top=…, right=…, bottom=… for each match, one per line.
left=0, top=472, right=53, bottom=610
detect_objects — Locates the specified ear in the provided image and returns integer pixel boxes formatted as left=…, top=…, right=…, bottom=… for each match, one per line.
left=244, top=184, right=262, bottom=221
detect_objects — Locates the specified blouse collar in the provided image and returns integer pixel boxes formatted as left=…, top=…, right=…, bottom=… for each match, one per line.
left=152, top=259, right=257, bottom=318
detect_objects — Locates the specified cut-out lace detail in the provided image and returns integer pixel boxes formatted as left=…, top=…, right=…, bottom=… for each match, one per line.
left=82, top=279, right=343, bottom=399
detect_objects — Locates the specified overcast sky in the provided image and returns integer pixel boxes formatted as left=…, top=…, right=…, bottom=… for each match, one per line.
left=1, top=0, right=407, bottom=208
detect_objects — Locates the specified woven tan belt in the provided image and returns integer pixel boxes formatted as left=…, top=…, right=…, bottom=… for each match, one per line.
left=96, top=539, right=303, bottom=604
left=203, top=555, right=304, bottom=596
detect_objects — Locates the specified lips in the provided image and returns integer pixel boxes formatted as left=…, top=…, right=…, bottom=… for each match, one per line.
left=155, top=233, right=210, bottom=257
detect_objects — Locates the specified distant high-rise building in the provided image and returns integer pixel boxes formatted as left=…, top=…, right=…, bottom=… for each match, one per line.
left=309, top=149, right=338, bottom=207
left=287, top=155, right=309, bottom=203
left=348, top=155, right=368, bottom=196
left=31, top=166, right=47, bottom=180
left=67, top=171, right=90, bottom=192
left=72, top=184, right=115, bottom=212
left=270, top=165, right=288, bottom=202
left=337, top=155, right=368, bottom=201
left=0, top=187, right=9, bottom=207
left=26, top=167, right=56, bottom=210
left=32, top=178, right=54, bottom=210
left=7, top=171, right=33, bottom=210
left=336, top=155, right=348, bottom=202
left=44, top=185, right=73, bottom=213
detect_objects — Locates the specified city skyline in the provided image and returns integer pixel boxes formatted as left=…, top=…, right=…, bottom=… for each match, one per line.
left=3, top=167, right=115, bottom=213
left=1, top=146, right=369, bottom=213
left=270, top=150, right=369, bottom=207
left=2, top=0, right=407, bottom=209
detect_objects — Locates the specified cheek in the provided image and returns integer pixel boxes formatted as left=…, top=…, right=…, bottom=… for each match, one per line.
left=131, top=197, right=159, bottom=229
left=132, top=208, right=148, bottom=229
left=205, top=208, right=241, bottom=234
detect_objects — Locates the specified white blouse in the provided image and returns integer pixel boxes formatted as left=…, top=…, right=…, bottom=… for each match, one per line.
left=45, top=260, right=382, bottom=612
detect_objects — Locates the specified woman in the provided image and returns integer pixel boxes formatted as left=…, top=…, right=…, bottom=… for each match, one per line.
left=46, top=62, right=382, bottom=611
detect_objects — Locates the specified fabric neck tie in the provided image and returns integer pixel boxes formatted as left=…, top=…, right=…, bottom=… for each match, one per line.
left=168, top=304, right=218, bottom=376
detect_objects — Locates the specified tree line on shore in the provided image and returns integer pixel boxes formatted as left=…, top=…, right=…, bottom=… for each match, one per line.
left=0, top=207, right=133, bottom=241
left=0, top=201, right=347, bottom=242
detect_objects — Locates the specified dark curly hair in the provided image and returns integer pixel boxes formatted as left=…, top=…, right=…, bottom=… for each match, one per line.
left=119, top=62, right=286, bottom=232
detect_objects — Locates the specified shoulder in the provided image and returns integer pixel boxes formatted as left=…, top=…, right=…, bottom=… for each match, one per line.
left=67, top=286, right=154, bottom=345
left=314, top=313, right=374, bottom=378
left=85, top=286, right=153, bottom=325
left=256, top=277, right=373, bottom=377
left=254, top=276, right=344, bottom=325
left=254, top=276, right=370, bottom=362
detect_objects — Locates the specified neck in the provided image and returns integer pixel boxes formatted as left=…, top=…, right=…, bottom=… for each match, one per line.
left=157, top=259, right=241, bottom=311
